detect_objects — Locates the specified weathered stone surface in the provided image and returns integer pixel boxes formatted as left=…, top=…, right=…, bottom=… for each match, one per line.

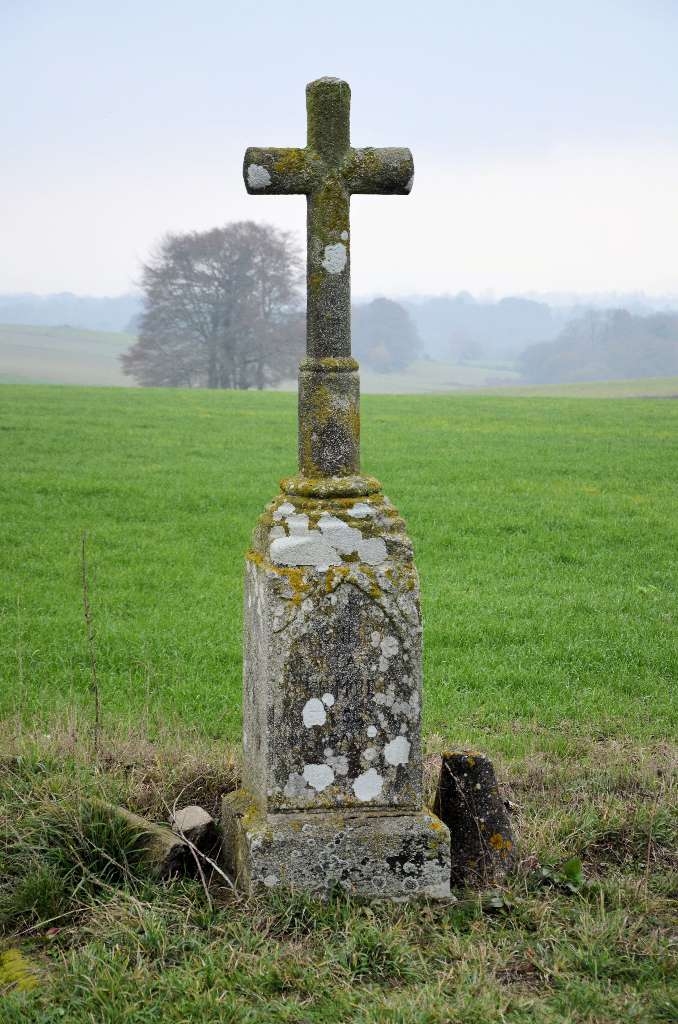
left=222, top=792, right=450, bottom=899
left=243, top=491, right=423, bottom=814
left=243, top=77, right=413, bottom=478
left=170, top=805, right=219, bottom=850
left=432, top=752, right=517, bottom=887
left=234, top=78, right=445, bottom=899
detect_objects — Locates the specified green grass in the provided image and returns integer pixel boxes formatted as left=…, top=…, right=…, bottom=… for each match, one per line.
left=0, top=383, right=676, bottom=1021
left=0, top=325, right=134, bottom=386
left=1, top=384, right=675, bottom=753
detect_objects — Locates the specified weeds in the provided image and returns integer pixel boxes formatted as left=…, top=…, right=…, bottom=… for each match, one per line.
left=0, top=726, right=675, bottom=1021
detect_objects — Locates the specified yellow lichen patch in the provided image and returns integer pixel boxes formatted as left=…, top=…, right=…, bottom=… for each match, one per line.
left=246, top=551, right=310, bottom=607
left=489, top=832, right=513, bottom=854
left=0, top=949, right=39, bottom=993
left=308, top=270, right=323, bottom=296
left=273, top=148, right=307, bottom=177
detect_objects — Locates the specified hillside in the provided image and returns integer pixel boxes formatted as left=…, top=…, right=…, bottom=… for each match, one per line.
left=0, top=324, right=134, bottom=386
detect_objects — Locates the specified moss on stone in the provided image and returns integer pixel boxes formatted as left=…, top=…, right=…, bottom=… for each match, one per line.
left=273, top=148, right=307, bottom=177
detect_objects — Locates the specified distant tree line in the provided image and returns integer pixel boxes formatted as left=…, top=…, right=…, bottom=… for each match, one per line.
left=519, top=309, right=678, bottom=384
left=121, top=222, right=423, bottom=388
left=352, top=297, right=422, bottom=372
left=122, top=222, right=304, bottom=389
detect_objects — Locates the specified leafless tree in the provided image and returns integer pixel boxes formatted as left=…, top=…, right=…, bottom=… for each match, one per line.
left=121, top=222, right=303, bottom=388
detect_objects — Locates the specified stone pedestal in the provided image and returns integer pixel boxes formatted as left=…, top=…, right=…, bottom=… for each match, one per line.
left=223, top=486, right=450, bottom=898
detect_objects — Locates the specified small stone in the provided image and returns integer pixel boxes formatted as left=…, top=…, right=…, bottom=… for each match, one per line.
left=90, top=801, right=189, bottom=879
left=433, top=752, right=517, bottom=888
left=171, top=805, right=219, bottom=851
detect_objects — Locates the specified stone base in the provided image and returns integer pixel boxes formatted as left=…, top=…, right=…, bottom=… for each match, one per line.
left=222, top=790, right=451, bottom=900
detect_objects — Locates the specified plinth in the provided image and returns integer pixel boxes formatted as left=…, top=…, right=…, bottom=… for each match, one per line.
left=222, top=485, right=450, bottom=898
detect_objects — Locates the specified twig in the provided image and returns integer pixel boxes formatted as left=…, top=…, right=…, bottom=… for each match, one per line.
left=81, top=531, right=101, bottom=758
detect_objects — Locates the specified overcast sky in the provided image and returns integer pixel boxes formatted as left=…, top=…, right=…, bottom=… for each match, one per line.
left=2, top=0, right=677, bottom=298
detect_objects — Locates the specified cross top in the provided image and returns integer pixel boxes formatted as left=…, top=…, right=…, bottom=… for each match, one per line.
left=244, top=77, right=413, bottom=496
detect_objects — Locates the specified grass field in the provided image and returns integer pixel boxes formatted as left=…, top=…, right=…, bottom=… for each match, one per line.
left=1, top=384, right=676, bottom=1022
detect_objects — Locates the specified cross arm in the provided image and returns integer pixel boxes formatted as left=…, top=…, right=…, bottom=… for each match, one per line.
left=243, top=147, right=320, bottom=195
left=343, top=147, right=414, bottom=195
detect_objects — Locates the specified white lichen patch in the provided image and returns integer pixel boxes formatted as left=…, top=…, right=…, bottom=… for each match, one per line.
left=321, top=693, right=335, bottom=707
left=374, top=685, right=395, bottom=708
left=370, top=631, right=381, bottom=648
left=247, top=164, right=271, bottom=189
left=363, top=747, right=377, bottom=762
left=302, top=698, right=327, bottom=728
left=274, top=502, right=295, bottom=519
left=286, top=513, right=310, bottom=535
left=283, top=772, right=313, bottom=799
left=302, top=763, right=335, bottom=791
left=340, top=230, right=349, bottom=241
left=270, top=534, right=342, bottom=568
left=381, top=635, right=399, bottom=658
left=358, top=538, right=388, bottom=565
left=367, top=725, right=378, bottom=738
left=263, top=874, right=279, bottom=887
left=269, top=525, right=285, bottom=540
left=270, top=510, right=387, bottom=568
left=384, top=735, right=411, bottom=766
left=352, top=768, right=384, bottom=802
left=317, top=515, right=363, bottom=554
left=348, top=502, right=375, bottom=519
left=321, top=242, right=347, bottom=274
left=325, top=752, right=349, bottom=776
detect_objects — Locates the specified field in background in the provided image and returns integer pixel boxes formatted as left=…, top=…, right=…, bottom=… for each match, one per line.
left=278, top=359, right=520, bottom=393
left=0, top=325, right=133, bottom=386
left=0, top=328, right=519, bottom=391
left=483, top=376, right=678, bottom=398
left=3, top=325, right=678, bottom=398
left=1, top=384, right=676, bottom=1022
left=1, top=384, right=675, bottom=749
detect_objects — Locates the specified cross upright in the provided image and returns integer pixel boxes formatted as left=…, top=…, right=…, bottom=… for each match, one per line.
left=244, top=77, right=413, bottom=492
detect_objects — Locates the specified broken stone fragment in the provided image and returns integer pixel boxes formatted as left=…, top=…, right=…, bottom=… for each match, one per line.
left=170, top=805, right=219, bottom=851
left=89, top=800, right=189, bottom=879
left=432, top=751, right=517, bottom=888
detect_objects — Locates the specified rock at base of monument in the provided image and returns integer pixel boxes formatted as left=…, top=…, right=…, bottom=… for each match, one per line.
left=432, top=751, right=517, bottom=888
left=170, top=805, right=220, bottom=853
left=222, top=790, right=451, bottom=900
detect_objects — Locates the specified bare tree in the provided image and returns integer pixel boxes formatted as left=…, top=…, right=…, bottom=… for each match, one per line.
left=121, top=222, right=303, bottom=388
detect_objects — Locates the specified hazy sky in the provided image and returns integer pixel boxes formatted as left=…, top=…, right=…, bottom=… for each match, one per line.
left=2, top=0, right=677, bottom=297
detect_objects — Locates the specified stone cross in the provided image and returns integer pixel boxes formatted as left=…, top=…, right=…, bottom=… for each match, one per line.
left=223, top=79, right=450, bottom=899
left=244, top=76, right=413, bottom=488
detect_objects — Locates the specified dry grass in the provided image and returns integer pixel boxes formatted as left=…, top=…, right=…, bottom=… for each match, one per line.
left=1, top=722, right=675, bottom=1023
